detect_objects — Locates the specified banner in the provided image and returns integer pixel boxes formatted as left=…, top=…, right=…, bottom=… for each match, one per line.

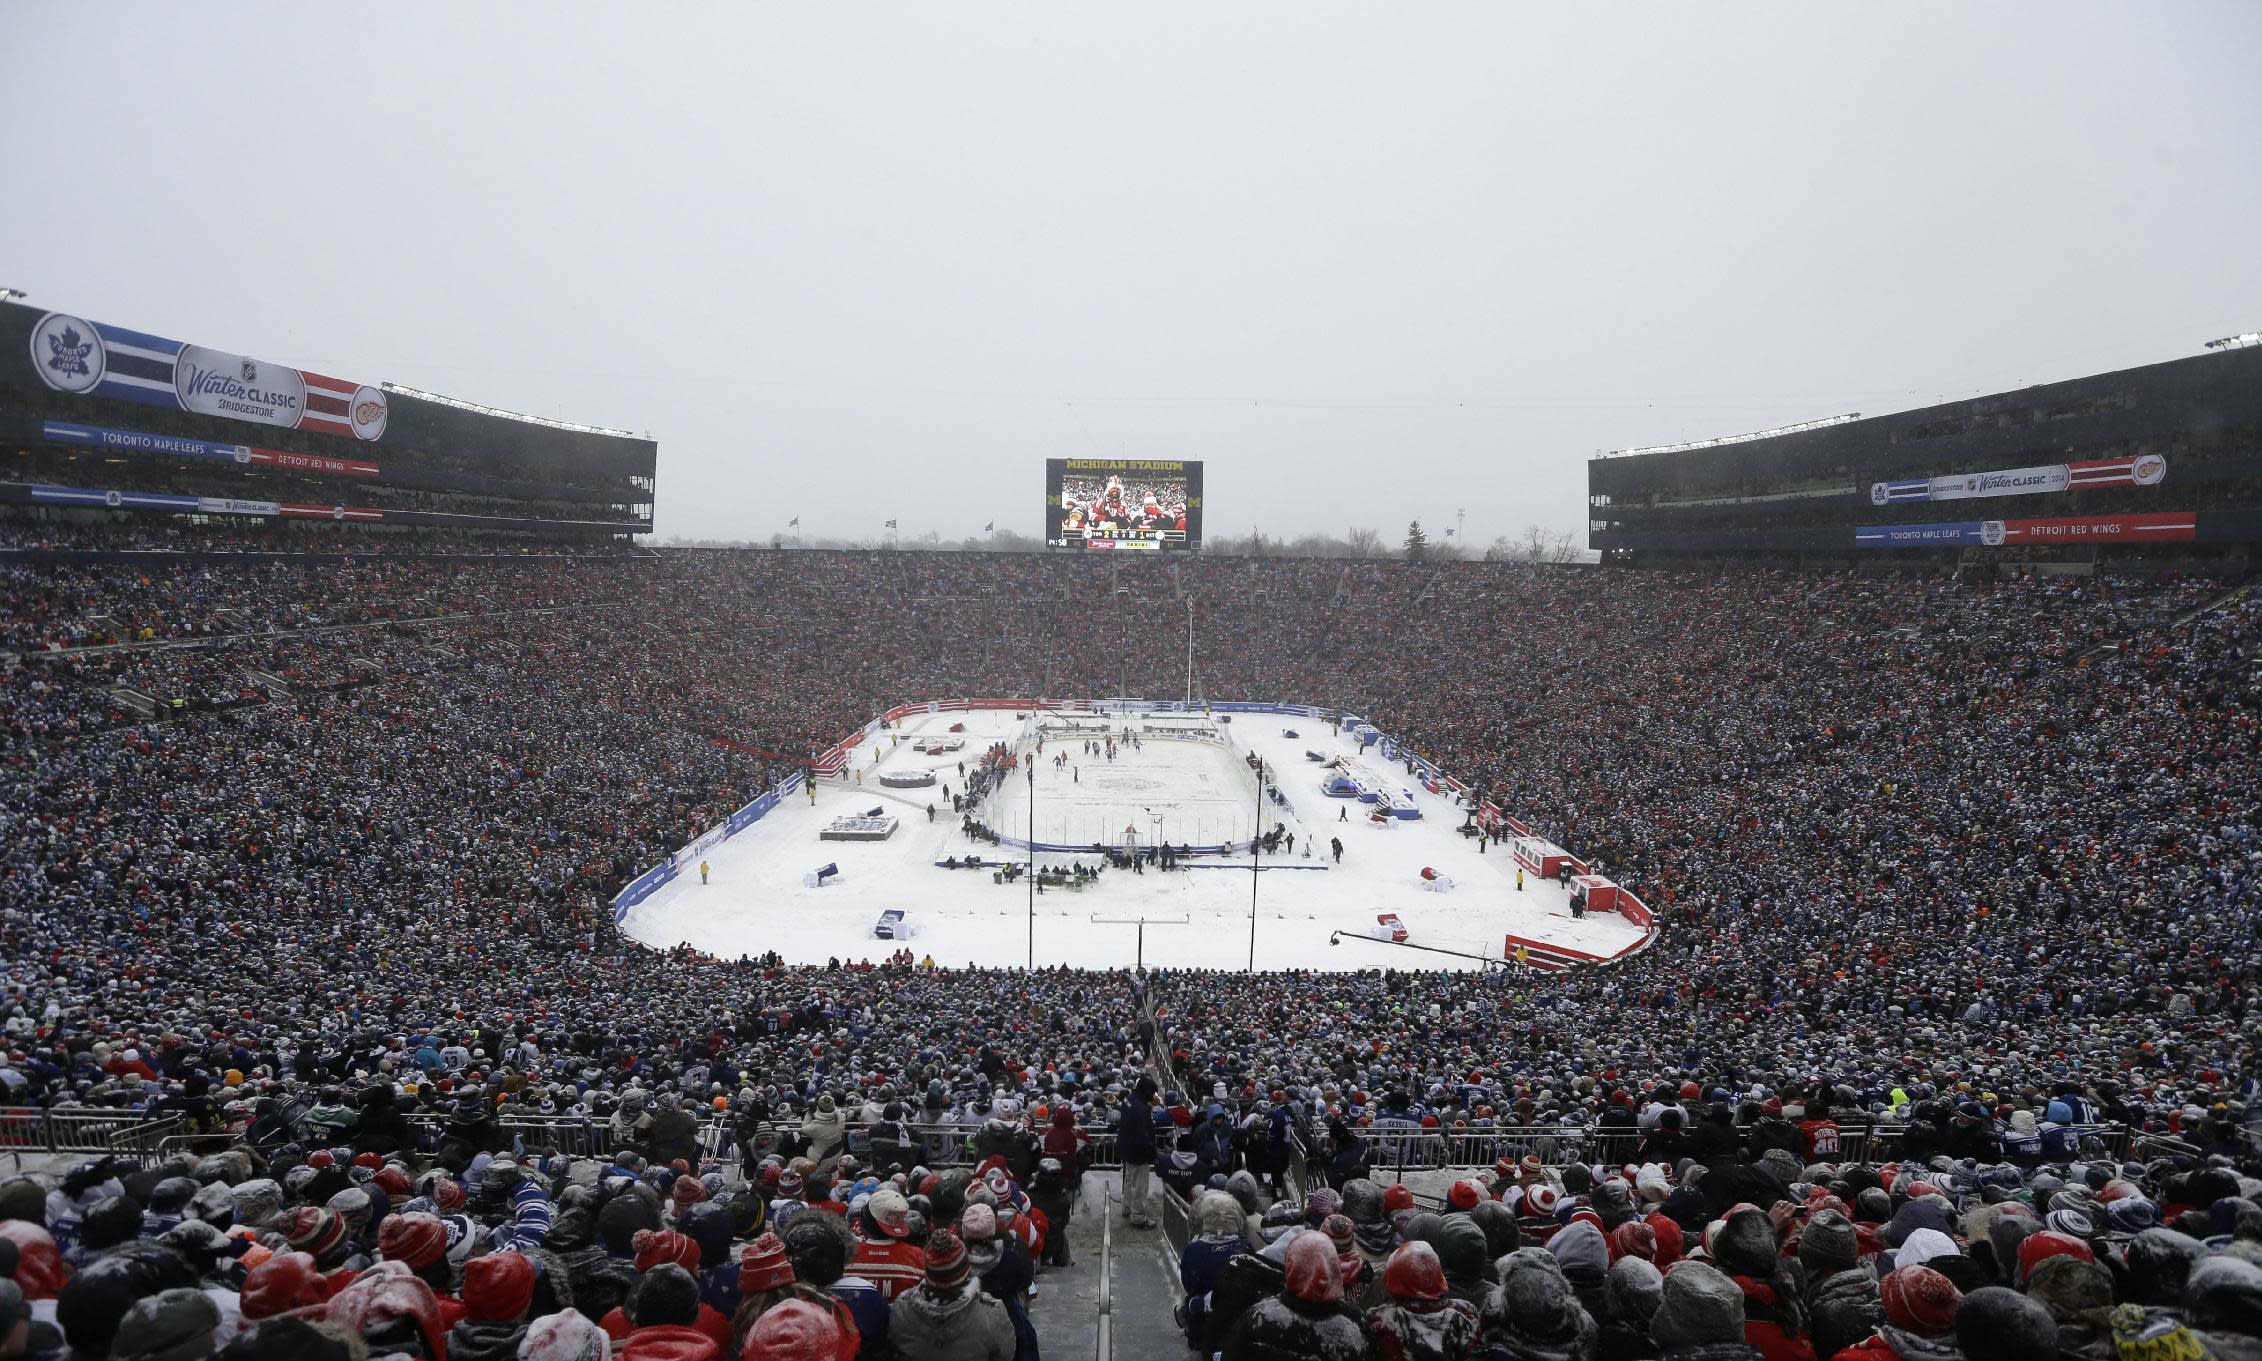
left=41, top=420, right=381, bottom=477
left=278, top=502, right=384, bottom=521
left=196, top=496, right=280, bottom=517
left=31, top=484, right=201, bottom=512
left=27, top=310, right=388, bottom=442
left=1856, top=512, right=2196, bottom=548
left=43, top=420, right=252, bottom=465
left=26, top=483, right=282, bottom=518
left=1871, top=454, right=2164, bottom=505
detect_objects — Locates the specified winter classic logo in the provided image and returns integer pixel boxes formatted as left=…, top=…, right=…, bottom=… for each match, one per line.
left=2131, top=454, right=2166, bottom=486
left=1980, top=520, right=2007, bottom=547
left=174, top=345, right=306, bottom=429
left=29, top=313, right=104, bottom=394
left=1870, top=482, right=1890, bottom=506
left=349, top=384, right=389, bottom=441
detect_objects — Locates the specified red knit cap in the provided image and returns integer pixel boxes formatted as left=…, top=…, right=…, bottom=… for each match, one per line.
left=1611, top=1219, right=1659, bottom=1263
left=463, top=1250, right=537, bottom=1323
left=1881, top=1265, right=1962, bottom=1335
left=739, top=1231, right=795, bottom=1294
left=745, top=1297, right=841, bottom=1361
left=378, top=1211, right=448, bottom=1270
left=281, top=1206, right=345, bottom=1260
left=239, top=1251, right=329, bottom=1321
left=632, top=1228, right=701, bottom=1274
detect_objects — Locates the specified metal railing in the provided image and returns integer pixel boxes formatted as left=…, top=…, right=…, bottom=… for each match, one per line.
left=391, top=1112, right=1129, bottom=1172
left=1312, top=1120, right=2139, bottom=1182
left=1095, top=1187, right=1116, bottom=1361
left=0, top=1109, right=184, bottom=1162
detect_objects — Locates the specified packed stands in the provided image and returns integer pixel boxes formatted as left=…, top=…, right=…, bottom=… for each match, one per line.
left=0, top=539, right=2257, bottom=1358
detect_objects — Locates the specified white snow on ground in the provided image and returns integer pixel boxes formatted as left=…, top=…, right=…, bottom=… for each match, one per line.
left=622, top=709, right=1644, bottom=972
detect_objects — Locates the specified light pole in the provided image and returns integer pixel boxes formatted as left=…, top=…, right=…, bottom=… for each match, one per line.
left=1026, top=761, right=1036, bottom=969
left=1247, top=755, right=1263, bottom=970
left=1183, top=597, right=1195, bottom=706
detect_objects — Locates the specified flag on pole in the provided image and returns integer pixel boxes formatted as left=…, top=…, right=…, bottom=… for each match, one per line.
left=885, top=519, right=897, bottom=529
left=788, top=516, right=799, bottom=527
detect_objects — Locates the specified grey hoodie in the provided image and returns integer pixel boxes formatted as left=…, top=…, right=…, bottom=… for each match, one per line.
left=890, top=1281, right=1016, bottom=1361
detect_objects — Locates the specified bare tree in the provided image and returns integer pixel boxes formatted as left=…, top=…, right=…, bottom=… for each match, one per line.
left=1484, top=524, right=1581, bottom=563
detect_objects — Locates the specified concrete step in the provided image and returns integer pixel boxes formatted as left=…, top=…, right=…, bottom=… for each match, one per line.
left=1026, top=1172, right=1190, bottom=1360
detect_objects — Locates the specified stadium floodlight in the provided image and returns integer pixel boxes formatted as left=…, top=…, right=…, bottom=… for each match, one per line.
left=2204, top=333, right=2262, bottom=351
left=379, top=382, right=639, bottom=438
left=0, top=288, right=26, bottom=304
left=1604, top=412, right=1862, bottom=459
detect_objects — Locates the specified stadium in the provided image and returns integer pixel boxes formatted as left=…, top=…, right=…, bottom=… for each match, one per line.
left=3, top=13, right=2260, bottom=1361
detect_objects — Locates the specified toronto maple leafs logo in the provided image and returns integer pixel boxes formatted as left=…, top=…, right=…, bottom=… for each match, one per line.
left=28, top=313, right=104, bottom=394
left=46, top=326, right=93, bottom=377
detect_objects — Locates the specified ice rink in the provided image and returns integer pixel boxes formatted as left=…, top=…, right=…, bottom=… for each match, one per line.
left=622, top=708, right=1648, bottom=972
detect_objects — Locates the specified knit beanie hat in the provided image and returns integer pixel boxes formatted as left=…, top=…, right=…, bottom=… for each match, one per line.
left=1799, top=1209, right=1859, bottom=1275
left=1954, top=1286, right=2060, bottom=1361
left=1438, top=1216, right=1491, bottom=1281
left=1343, top=1179, right=1386, bottom=1225
left=631, top=1228, right=700, bottom=1274
left=1469, top=1200, right=1521, bottom=1259
left=744, top=1297, right=842, bottom=1360
left=111, top=1288, right=219, bottom=1361
left=599, top=1194, right=663, bottom=1254
left=626, top=1263, right=700, bottom=1330
left=282, top=1207, right=345, bottom=1260
left=1612, top=1219, right=1659, bottom=1264
left=378, top=1211, right=448, bottom=1270
left=519, top=1309, right=611, bottom=1361
left=463, top=1250, right=538, bottom=1323
left=924, top=1230, right=970, bottom=1289
left=1607, top=1256, right=1665, bottom=1329
left=1711, top=1207, right=1779, bottom=1277
left=1650, top=1260, right=1745, bottom=1348
left=1881, top=1265, right=1962, bottom=1336
left=2108, top=1303, right=2215, bottom=1361
left=239, top=1252, right=328, bottom=1321
left=739, top=1232, right=795, bottom=1295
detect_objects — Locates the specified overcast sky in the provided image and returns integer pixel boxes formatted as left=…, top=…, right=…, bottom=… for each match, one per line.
left=5, top=4, right=2258, bottom=548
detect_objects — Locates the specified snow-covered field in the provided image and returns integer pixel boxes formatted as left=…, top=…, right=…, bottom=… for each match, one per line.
left=622, top=709, right=1644, bottom=972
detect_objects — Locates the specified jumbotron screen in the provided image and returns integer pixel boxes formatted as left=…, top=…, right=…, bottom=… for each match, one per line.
left=1044, top=458, right=1203, bottom=551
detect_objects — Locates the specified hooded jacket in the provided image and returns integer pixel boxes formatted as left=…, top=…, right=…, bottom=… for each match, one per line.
left=1222, top=1233, right=1369, bottom=1361
left=1367, top=1243, right=1480, bottom=1361
left=890, top=1280, right=1016, bottom=1361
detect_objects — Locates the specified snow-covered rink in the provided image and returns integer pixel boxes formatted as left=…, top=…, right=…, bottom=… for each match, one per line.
left=622, top=709, right=1646, bottom=972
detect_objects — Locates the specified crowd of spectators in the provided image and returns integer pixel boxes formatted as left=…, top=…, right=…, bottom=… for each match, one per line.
left=0, top=532, right=2256, bottom=1356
